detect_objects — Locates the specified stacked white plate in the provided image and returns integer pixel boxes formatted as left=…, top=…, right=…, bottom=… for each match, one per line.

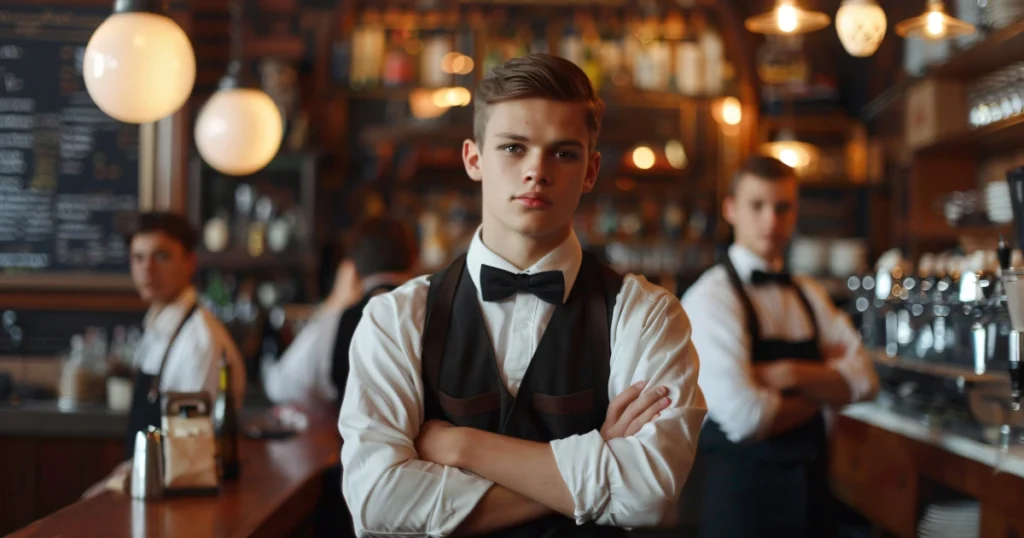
left=983, top=0, right=1024, bottom=29
left=986, top=180, right=1014, bottom=224
left=918, top=500, right=980, bottom=538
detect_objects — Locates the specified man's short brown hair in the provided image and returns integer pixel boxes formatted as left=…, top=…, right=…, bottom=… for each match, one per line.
left=125, top=211, right=197, bottom=253
left=730, top=155, right=797, bottom=194
left=473, top=53, right=605, bottom=151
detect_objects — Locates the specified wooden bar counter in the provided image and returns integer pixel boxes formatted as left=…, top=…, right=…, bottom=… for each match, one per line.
left=7, top=415, right=341, bottom=538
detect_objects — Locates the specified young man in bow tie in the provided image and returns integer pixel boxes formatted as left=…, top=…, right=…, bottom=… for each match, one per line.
left=679, top=155, right=879, bottom=538
left=338, top=53, right=706, bottom=537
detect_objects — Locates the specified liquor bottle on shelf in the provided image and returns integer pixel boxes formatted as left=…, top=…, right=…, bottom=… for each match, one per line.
left=697, top=14, right=725, bottom=96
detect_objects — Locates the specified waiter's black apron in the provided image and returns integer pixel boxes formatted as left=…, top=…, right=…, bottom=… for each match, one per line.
left=421, top=252, right=625, bottom=538
left=124, top=303, right=198, bottom=458
left=680, top=257, right=832, bottom=538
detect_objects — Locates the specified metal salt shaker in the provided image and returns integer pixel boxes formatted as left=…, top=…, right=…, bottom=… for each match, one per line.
left=130, top=426, right=164, bottom=500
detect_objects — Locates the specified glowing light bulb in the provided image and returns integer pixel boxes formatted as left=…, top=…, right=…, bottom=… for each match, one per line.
left=721, top=97, right=742, bottom=126
left=632, top=146, right=656, bottom=170
left=778, top=148, right=801, bottom=168
left=777, top=4, right=799, bottom=33
left=925, top=10, right=945, bottom=37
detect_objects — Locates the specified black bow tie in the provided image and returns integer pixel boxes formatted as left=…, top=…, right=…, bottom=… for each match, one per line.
left=751, top=269, right=792, bottom=287
left=480, top=265, right=565, bottom=305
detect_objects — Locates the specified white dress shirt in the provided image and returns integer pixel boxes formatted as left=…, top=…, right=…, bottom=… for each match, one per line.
left=262, top=273, right=410, bottom=409
left=134, top=286, right=246, bottom=410
left=680, top=244, right=878, bottom=444
left=339, top=227, right=706, bottom=537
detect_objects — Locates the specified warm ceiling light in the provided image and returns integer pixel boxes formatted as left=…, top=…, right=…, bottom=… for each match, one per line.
left=195, top=87, right=283, bottom=176
left=410, top=89, right=449, bottom=119
left=896, top=0, right=975, bottom=40
left=836, top=0, right=887, bottom=57
left=432, top=87, right=471, bottom=108
left=194, top=0, right=282, bottom=176
left=745, top=0, right=831, bottom=35
left=632, top=146, right=656, bottom=170
left=83, top=0, right=196, bottom=123
left=713, top=96, right=743, bottom=126
left=760, top=129, right=820, bottom=176
left=665, top=140, right=688, bottom=169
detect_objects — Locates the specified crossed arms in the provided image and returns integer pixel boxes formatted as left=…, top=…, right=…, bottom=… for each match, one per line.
left=682, top=277, right=879, bottom=442
left=338, top=282, right=706, bottom=537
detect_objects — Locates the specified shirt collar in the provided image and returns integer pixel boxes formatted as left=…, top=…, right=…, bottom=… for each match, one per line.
left=728, top=244, right=783, bottom=284
left=143, top=286, right=198, bottom=334
left=466, top=225, right=582, bottom=304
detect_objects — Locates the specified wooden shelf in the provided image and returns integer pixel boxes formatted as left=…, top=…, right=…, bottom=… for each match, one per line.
left=862, top=20, right=1024, bottom=120
left=928, top=20, right=1024, bottom=81
left=196, top=250, right=317, bottom=271
left=917, top=114, right=1024, bottom=157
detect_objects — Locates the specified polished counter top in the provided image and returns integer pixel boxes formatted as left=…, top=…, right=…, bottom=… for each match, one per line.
left=841, top=401, right=1024, bottom=478
left=0, top=400, right=128, bottom=438
left=7, top=413, right=341, bottom=538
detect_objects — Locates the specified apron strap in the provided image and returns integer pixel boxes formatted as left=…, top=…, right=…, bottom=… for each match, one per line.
left=422, top=254, right=466, bottom=413
left=722, top=256, right=762, bottom=346
left=141, top=302, right=200, bottom=404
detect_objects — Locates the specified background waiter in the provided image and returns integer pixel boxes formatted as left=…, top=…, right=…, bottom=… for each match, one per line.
left=85, top=212, right=245, bottom=497
left=262, top=214, right=418, bottom=410
left=680, top=156, right=878, bottom=538
left=262, top=214, right=417, bottom=538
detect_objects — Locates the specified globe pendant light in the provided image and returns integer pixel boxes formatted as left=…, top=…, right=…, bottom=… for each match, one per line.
left=745, top=0, right=831, bottom=36
left=896, top=0, right=976, bottom=41
left=84, top=0, right=196, bottom=124
left=836, top=0, right=888, bottom=57
left=194, top=0, right=283, bottom=176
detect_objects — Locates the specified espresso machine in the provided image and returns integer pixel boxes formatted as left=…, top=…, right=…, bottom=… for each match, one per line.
left=1001, top=165, right=1024, bottom=410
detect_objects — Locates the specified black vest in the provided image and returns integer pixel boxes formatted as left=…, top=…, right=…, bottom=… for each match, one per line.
left=421, top=252, right=626, bottom=538
left=681, top=256, right=832, bottom=538
left=330, top=284, right=398, bottom=408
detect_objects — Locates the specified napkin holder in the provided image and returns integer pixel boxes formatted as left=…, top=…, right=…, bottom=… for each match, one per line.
left=161, top=392, right=219, bottom=495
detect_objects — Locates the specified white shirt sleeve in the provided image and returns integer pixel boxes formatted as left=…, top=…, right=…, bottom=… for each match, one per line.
left=549, top=276, right=707, bottom=528
left=339, top=280, right=493, bottom=537
left=681, top=272, right=781, bottom=443
left=262, top=310, right=341, bottom=409
left=797, top=278, right=880, bottom=403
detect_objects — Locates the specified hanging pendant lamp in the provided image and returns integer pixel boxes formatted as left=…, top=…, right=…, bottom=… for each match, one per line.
left=194, top=0, right=284, bottom=176
left=745, top=0, right=831, bottom=36
left=84, top=0, right=196, bottom=124
left=836, top=0, right=888, bottom=57
left=896, top=0, right=976, bottom=40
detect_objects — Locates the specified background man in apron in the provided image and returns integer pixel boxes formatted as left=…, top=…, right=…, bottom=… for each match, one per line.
left=262, top=214, right=418, bottom=410
left=263, top=214, right=418, bottom=538
left=83, top=211, right=245, bottom=497
left=338, top=53, right=706, bottom=538
left=679, top=156, right=878, bottom=538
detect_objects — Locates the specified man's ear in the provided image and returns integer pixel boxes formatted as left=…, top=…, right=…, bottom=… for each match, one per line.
left=723, top=196, right=737, bottom=226
left=463, top=139, right=482, bottom=182
left=582, top=151, right=600, bottom=193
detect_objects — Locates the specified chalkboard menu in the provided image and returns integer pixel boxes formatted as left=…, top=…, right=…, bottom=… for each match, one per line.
left=0, top=5, right=140, bottom=277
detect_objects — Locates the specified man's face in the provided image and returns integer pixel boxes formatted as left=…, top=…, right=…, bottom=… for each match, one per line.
left=724, top=173, right=799, bottom=262
left=130, top=231, right=196, bottom=305
left=462, top=98, right=600, bottom=242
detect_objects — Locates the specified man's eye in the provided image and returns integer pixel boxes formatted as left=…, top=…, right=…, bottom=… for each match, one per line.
left=501, top=144, right=525, bottom=154
left=555, top=151, right=579, bottom=160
